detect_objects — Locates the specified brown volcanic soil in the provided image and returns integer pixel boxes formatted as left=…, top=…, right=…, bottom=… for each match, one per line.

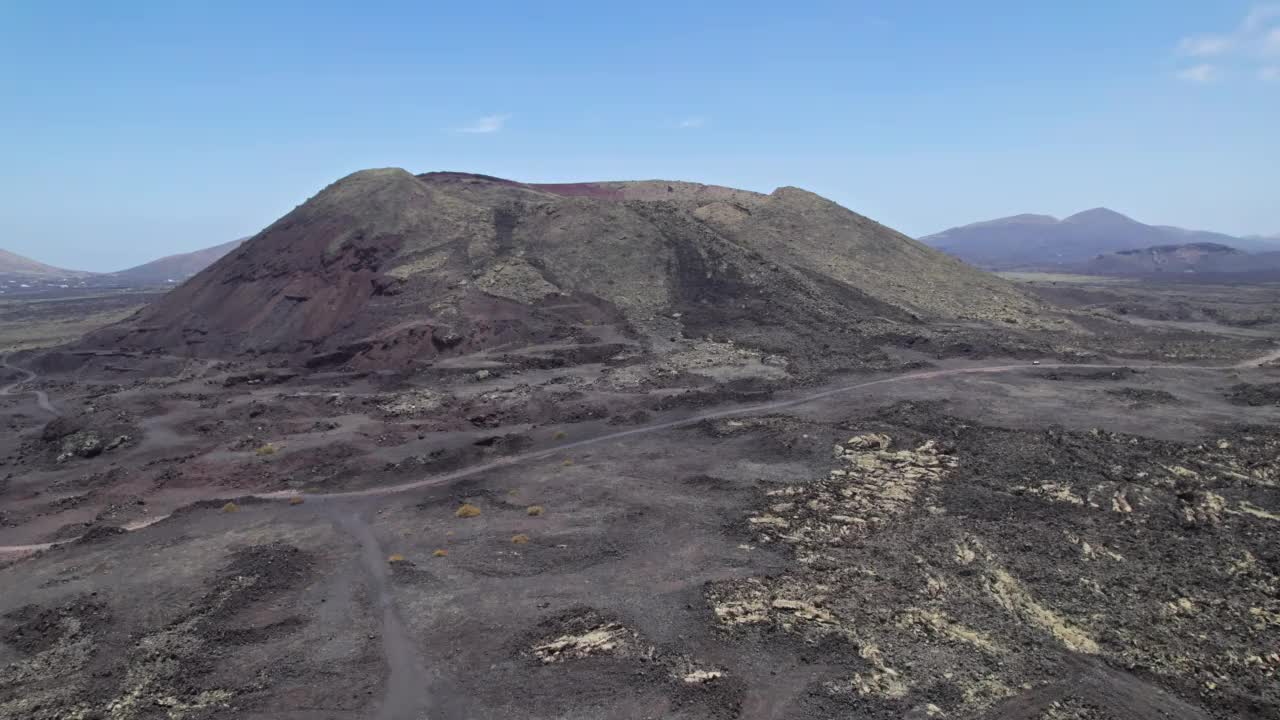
left=2, top=327, right=1279, bottom=718
left=81, top=169, right=1078, bottom=378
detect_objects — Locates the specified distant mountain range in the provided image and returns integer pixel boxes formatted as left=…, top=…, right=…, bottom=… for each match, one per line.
left=0, top=249, right=94, bottom=279
left=0, top=239, right=245, bottom=286
left=921, top=209, right=1280, bottom=272
left=109, top=239, right=245, bottom=285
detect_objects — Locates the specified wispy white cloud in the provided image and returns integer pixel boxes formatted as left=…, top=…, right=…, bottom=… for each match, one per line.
left=1261, top=65, right=1280, bottom=81
left=1176, top=64, right=1218, bottom=83
left=677, top=116, right=707, bottom=129
left=456, top=114, right=510, bottom=134
left=1179, top=34, right=1233, bottom=57
left=1175, top=5, right=1280, bottom=81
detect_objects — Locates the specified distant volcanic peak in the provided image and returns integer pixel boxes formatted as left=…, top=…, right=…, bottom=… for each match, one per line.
left=925, top=214, right=1059, bottom=240
left=1063, top=207, right=1136, bottom=225
left=0, top=248, right=90, bottom=278
left=108, top=238, right=247, bottom=283
left=981, top=213, right=1060, bottom=226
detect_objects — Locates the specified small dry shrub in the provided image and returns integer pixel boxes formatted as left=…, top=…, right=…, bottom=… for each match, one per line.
left=455, top=503, right=481, bottom=518
left=526, top=505, right=545, bottom=516
left=511, top=534, right=530, bottom=544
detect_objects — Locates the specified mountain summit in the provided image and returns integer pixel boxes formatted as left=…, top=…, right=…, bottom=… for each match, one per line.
left=1, top=240, right=246, bottom=286
left=86, top=169, right=1044, bottom=370
left=107, top=238, right=246, bottom=285
left=0, top=249, right=88, bottom=280
left=921, top=209, right=1267, bottom=270
left=1062, top=207, right=1138, bottom=226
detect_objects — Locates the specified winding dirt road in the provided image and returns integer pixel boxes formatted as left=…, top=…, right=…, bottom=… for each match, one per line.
left=1, top=348, right=1275, bottom=720
left=290, top=356, right=1271, bottom=502
left=4, top=349, right=1276, bottom=554
left=0, top=355, right=58, bottom=416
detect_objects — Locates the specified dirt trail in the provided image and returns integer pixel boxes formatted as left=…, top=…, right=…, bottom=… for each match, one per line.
left=329, top=507, right=432, bottom=720
left=264, top=353, right=1280, bottom=501
left=1, top=348, right=1275, bottom=720
left=0, top=355, right=58, bottom=416
left=2, top=350, right=1279, bottom=556
left=0, top=516, right=169, bottom=556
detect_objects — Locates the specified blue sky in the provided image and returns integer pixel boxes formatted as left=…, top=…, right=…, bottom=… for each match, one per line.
left=2, top=1, right=1278, bottom=271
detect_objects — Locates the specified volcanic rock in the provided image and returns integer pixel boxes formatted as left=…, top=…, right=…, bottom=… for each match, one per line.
left=85, top=169, right=1047, bottom=370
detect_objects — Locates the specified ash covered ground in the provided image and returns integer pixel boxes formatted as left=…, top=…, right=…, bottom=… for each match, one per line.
left=1, top=231, right=1278, bottom=719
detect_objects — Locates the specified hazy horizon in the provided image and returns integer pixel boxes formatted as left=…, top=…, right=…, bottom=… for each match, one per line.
left=4, top=1, right=1279, bottom=271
